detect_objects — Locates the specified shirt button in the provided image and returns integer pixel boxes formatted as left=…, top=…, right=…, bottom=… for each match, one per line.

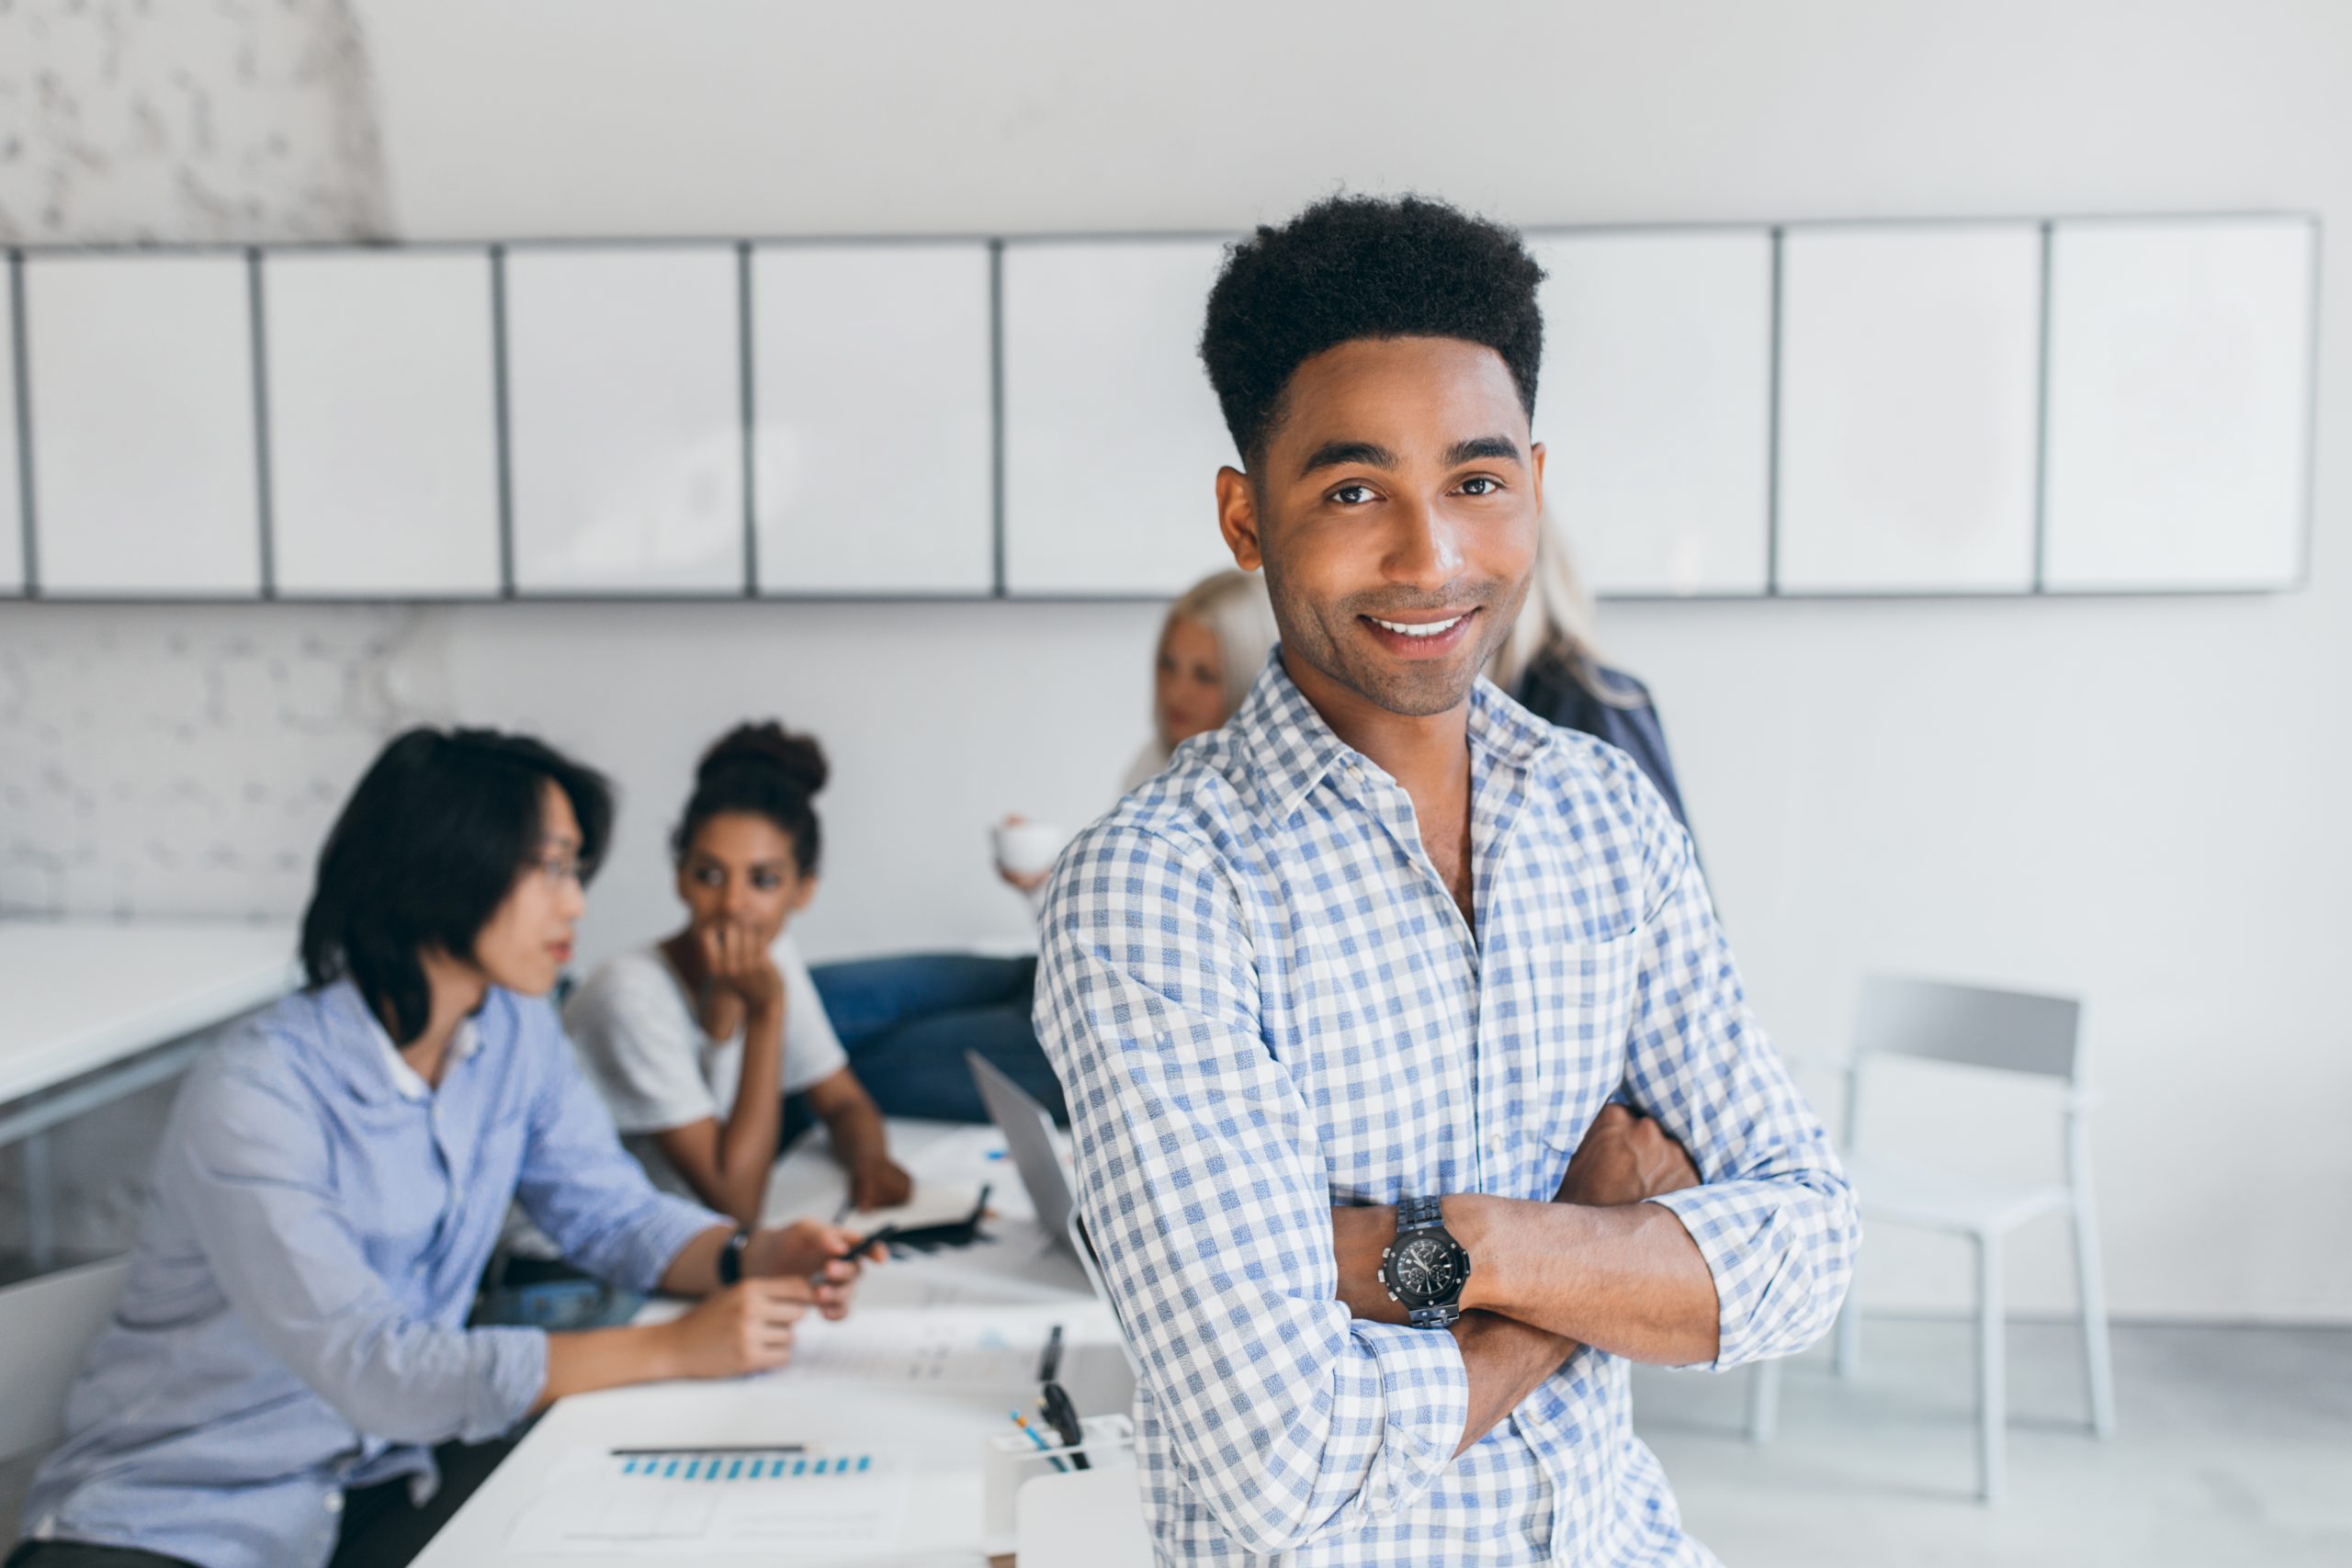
left=325, top=1493, right=344, bottom=1514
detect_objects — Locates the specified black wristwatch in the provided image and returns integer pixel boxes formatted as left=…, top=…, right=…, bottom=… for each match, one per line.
left=1380, top=1195, right=1471, bottom=1329
left=717, top=1228, right=750, bottom=1287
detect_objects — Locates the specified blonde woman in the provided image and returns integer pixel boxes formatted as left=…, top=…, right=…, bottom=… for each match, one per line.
left=1112, top=567, right=1283, bottom=795
left=1489, top=514, right=1691, bottom=830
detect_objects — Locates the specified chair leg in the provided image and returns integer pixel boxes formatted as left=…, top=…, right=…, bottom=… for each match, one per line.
left=1746, top=1359, right=1781, bottom=1443
left=1975, top=1231, right=2005, bottom=1503
left=2072, top=1202, right=2117, bottom=1438
left=1834, top=1291, right=1860, bottom=1377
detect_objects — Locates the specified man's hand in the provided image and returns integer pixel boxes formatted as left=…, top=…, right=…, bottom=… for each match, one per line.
left=1555, top=1103, right=1701, bottom=1208
left=656, top=1278, right=810, bottom=1379
left=744, top=1219, right=878, bottom=1319
left=846, top=1156, right=915, bottom=1214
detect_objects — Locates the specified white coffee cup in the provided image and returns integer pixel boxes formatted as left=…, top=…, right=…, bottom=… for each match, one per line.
left=993, top=819, right=1068, bottom=878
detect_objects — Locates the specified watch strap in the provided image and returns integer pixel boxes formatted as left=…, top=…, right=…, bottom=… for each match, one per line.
left=1398, top=1194, right=1446, bottom=1233
left=717, top=1228, right=750, bottom=1287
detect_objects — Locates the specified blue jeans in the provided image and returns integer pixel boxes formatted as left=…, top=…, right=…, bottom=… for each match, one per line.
left=807, top=953, right=1067, bottom=1126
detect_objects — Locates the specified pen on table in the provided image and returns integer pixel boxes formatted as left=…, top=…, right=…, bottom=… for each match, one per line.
left=609, top=1444, right=806, bottom=1456
left=1008, top=1410, right=1069, bottom=1472
left=1037, top=1323, right=1064, bottom=1383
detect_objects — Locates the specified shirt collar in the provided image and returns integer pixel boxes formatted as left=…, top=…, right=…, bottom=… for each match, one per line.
left=1227, top=649, right=1555, bottom=825
left=316, top=977, right=489, bottom=1105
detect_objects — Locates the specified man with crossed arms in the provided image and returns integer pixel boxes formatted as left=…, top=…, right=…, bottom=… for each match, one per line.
left=1035, top=194, right=1858, bottom=1565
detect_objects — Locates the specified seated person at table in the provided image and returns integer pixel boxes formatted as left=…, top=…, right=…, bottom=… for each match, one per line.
left=807, top=569, right=1278, bottom=1127
left=566, top=723, right=915, bottom=1219
left=11, top=728, right=871, bottom=1568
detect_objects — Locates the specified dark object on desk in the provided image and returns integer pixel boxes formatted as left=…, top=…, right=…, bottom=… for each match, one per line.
left=1039, top=1381, right=1090, bottom=1471
left=1037, top=1322, right=1064, bottom=1383
left=861, top=1184, right=992, bottom=1256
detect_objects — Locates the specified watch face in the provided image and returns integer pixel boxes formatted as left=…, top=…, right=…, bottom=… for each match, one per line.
left=1391, top=1235, right=1464, bottom=1306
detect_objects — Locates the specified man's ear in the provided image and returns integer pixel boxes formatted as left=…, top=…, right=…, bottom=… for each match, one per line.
left=1529, top=440, right=1545, bottom=514
left=1215, top=467, right=1264, bottom=571
left=787, top=874, right=820, bottom=917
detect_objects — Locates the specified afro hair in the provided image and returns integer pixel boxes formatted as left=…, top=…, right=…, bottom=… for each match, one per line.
left=1199, top=194, right=1546, bottom=469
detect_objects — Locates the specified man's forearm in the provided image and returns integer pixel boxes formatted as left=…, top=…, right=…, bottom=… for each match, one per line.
left=1450, top=1310, right=1579, bottom=1457
left=1453, top=1195, right=1719, bottom=1364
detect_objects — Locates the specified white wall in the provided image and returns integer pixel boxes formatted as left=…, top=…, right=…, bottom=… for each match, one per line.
left=4, top=0, right=2346, bottom=1323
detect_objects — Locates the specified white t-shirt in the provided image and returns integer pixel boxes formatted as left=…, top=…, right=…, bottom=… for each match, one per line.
left=564, top=934, right=849, bottom=1200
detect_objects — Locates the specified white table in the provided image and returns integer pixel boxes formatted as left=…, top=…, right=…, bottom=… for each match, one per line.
left=413, top=1120, right=1129, bottom=1567
left=0, top=918, right=300, bottom=1269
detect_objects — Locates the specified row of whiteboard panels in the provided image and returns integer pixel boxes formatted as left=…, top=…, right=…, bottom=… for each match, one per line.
left=0, top=217, right=2317, bottom=601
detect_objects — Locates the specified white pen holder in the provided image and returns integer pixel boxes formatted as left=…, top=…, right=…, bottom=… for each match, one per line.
left=981, top=1411, right=1136, bottom=1553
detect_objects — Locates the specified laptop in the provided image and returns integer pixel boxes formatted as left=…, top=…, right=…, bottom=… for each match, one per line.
left=964, top=1052, right=1144, bottom=1380
left=966, top=1051, right=1079, bottom=1260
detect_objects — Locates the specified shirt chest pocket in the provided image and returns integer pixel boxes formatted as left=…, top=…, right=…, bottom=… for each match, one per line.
left=1501, top=930, right=1646, bottom=1172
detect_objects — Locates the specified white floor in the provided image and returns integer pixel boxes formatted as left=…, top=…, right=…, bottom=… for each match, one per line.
left=1633, top=1320, right=2352, bottom=1567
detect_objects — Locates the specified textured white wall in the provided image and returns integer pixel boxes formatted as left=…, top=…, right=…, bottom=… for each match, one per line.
left=3, top=0, right=2346, bottom=1323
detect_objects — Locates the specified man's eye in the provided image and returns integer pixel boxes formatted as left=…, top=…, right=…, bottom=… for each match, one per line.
left=1460, top=476, right=1502, bottom=496
left=1330, top=484, right=1376, bottom=506
left=752, top=872, right=780, bottom=890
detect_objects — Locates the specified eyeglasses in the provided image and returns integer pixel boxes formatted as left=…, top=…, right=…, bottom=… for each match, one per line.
left=526, top=852, right=589, bottom=888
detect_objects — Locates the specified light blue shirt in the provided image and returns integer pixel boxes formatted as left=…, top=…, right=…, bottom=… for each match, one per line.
left=1035, top=655, right=1859, bottom=1565
left=23, top=977, right=724, bottom=1568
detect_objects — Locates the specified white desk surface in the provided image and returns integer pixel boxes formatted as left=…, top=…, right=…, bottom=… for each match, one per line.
left=414, top=1120, right=1127, bottom=1568
left=0, top=918, right=301, bottom=1106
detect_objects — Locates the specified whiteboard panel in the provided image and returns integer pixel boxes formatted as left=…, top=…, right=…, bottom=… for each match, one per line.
left=0, top=270, right=20, bottom=595
left=1001, top=239, right=1238, bottom=596
left=1776, top=225, right=2042, bottom=594
left=751, top=243, right=992, bottom=594
left=1528, top=230, right=1773, bottom=596
left=505, top=246, right=744, bottom=595
left=2041, top=219, right=2314, bottom=592
left=264, top=250, right=503, bottom=597
left=26, top=254, right=260, bottom=596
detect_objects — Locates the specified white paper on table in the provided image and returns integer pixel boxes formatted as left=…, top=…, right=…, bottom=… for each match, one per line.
left=506, top=1450, right=906, bottom=1557
left=786, top=1302, right=1060, bottom=1393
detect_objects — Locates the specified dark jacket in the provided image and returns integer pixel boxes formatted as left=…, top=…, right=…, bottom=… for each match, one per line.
left=1511, top=649, right=1691, bottom=835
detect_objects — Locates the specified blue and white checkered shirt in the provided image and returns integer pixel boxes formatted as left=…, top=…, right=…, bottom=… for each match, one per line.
left=1036, top=654, right=1858, bottom=1565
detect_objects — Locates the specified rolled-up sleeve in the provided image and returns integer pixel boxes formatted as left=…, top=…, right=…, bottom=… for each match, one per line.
left=513, top=1026, right=726, bottom=1292
left=168, top=1064, right=548, bottom=1445
left=1623, top=815, right=1861, bottom=1371
left=1036, top=820, right=1468, bottom=1555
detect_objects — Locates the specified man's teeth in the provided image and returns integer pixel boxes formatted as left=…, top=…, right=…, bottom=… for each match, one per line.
left=1371, top=615, right=1464, bottom=638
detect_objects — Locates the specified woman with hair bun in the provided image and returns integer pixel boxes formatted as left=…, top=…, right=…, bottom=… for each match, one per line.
left=567, top=722, right=915, bottom=1221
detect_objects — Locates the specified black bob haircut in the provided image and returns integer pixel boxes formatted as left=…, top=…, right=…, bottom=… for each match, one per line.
left=671, top=721, right=829, bottom=878
left=1200, top=193, right=1547, bottom=470
left=299, top=727, right=613, bottom=1046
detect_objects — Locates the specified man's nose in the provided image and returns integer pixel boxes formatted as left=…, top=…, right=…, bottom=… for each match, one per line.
left=1383, top=498, right=1465, bottom=591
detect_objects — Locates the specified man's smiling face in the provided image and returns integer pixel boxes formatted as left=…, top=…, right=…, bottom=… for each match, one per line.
left=1229, top=334, right=1544, bottom=720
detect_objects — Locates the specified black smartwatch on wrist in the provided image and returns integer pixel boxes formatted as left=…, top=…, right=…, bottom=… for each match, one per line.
left=1380, top=1195, right=1471, bottom=1329
left=717, top=1228, right=750, bottom=1287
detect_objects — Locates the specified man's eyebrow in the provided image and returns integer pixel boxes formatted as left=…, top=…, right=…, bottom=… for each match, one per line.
left=1443, top=435, right=1524, bottom=467
left=1297, top=439, right=1400, bottom=477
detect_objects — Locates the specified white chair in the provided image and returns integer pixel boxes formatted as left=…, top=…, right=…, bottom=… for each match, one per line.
left=1745, top=976, right=2115, bottom=1502
left=0, top=1257, right=131, bottom=1537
